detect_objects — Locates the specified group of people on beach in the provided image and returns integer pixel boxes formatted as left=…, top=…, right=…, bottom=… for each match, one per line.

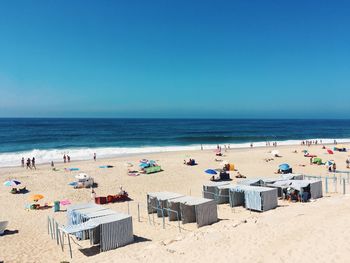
left=63, top=154, right=71, bottom=163
left=301, top=140, right=322, bottom=146
left=21, top=157, right=36, bottom=170
left=265, top=141, right=278, bottom=147
left=20, top=153, right=97, bottom=169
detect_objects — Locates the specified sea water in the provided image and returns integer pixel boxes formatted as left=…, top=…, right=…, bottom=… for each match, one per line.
left=0, top=118, right=349, bottom=167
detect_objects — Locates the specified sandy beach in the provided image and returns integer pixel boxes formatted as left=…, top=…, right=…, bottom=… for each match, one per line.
left=1, top=143, right=350, bottom=263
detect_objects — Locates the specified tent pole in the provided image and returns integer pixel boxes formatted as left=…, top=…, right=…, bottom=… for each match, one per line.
left=56, top=222, right=59, bottom=245
left=67, top=234, right=72, bottom=259
left=61, top=232, right=65, bottom=252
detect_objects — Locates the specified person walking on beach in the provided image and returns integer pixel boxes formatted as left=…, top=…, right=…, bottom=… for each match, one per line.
left=51, top=161, right=54, bottom=167
left=32, top=157, right=36, bottom=170
left=63, top=154, right=67, bottom=163
left=332, top=162, right=337, bottom=172
left=21, top=157, right=24, bottom=167
left=67, top=155, right=71, bottom=163
left=91, top=188, right=96, bottom=200
left=346, top=159, right=350, bottom=169
left=26, top=158, right=31, bottom=169
left=94, top=153, right=96, bottom=161
left=250, top=143, right=253, bottom=148
left=201, top=144, right=203, bottom=150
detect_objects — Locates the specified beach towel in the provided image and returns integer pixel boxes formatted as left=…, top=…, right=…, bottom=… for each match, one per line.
left=99, top=165, right=114, bottom=168
left=65, top=168, right=79, bottom=171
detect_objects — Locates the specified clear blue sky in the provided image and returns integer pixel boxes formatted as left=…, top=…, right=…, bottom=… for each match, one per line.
left=0, top=0, right=349, bottom=118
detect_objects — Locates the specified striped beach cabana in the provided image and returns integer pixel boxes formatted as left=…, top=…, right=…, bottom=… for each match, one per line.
left=270, top=179, right=323, bottom=199
left=228, top=185, right=278, bottom=212
left=215, top=184, right=238, bottom=204
left=60, top=203, right=134, bottom=256
left=147, top=192, right=184, bottom=216
left=237, top=178, right=265, bottom=187
left=167, top=196, right=218, bottom=227
left=202, top=181, right=230, bottom=201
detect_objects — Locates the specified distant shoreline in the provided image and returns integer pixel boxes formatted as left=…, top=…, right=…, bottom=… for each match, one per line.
left=1, top=139, right=348, bottom=169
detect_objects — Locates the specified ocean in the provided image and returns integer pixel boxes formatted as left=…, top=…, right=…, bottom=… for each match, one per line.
left=0, top=118, right=350, bottom=167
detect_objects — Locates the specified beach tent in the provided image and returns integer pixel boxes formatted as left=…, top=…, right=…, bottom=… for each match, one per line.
left=229, top=163, right=235, bottom=171
left=202, top=181, right=230, bottom=202
left=63, top=203, right=134, bottom=254
left=228, top=185, right=278, bottom=212
left=0, top=221, right=8, bottom=235
left=215, top=184, right=239, bottom=204
left=167, top=196, right=218, bottom=227
left=312, top=157, right=323, bottom=165
left=271, top=179, right=323, bottom=199
left=147, top=192, right=184, bottom=216
left=237, top=178, right=264, bottom=187
left=280, top=173, right=304, bottom=180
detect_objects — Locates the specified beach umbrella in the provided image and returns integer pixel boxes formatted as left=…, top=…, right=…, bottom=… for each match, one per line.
left=30, top=194, right=44, bottom=202
left=279, top=163, right=290, bottom=171
left=3, top=180, right=21, bottom=187
left=326, top=160, right=334, bottom=166
left=205, top=169, right=217, bottom=175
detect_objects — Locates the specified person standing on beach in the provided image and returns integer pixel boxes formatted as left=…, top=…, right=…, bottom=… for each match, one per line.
left=250, top=143, right=253, bottom=148
left=67, top=155, right=71, bottom=163
left=346, top=159, right=350, bottom=169
left=94, top=153, right=96, bottom=161
left=201, top=144, right=203, bottom=150
left=26, top=158, right=31, bottom=169
left=21, top=157, right=24, bottom=167
left=63, top=154, right=67, bottom=163
left=91, top=188, right=96, bottom=200
left=332, top=162, right=337, bottom=172
left=51, top=161, right=54, bottom=167
left=32, top=157, right=36, bottom=170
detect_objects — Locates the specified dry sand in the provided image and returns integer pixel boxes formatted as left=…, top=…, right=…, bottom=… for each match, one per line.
left=1, top=143, right=350, bottom=263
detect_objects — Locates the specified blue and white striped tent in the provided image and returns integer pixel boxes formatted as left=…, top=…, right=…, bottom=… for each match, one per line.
left=167, top=196, right=218, bottom=227
left=237, top=178, right=265, bottom=187
left=202, top=181, right=230, bottom=202
left=270, top=179, right=323, bottom=199
left=147, top=192, right=184, bottom=216
left=63, top=203, right=134, bottom=253
left=228, top=185, right=278, bottom=212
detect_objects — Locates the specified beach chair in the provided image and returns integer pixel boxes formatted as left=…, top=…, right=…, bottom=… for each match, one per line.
left=0, top=221, right=8, bottom=235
